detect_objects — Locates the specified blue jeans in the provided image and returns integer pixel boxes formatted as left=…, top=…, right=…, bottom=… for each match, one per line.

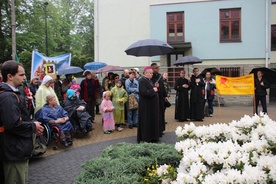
left=255, top=95, right=267, bottom=114
left=127, top=108, right=138, bottom=126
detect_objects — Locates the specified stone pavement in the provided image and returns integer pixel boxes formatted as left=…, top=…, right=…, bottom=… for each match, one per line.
left=28, top=103, right=276, bottom=184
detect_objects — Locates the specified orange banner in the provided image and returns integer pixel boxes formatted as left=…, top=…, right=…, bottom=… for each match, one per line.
left=216, top=74, right=254, bottom=95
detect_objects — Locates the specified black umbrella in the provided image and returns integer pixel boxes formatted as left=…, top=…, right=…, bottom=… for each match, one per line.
left=200, top=67, right=222, bottom=77
left=249, top=67, right=276, bottom=84
left=173, top=56, right=202, bottom=76
left=173, top=56, right=202, bottom=66
left=125, top=39, right=173, bottom=57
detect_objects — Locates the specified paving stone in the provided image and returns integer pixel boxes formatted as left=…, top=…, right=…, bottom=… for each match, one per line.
left=28, top=104, right=276, bottom=183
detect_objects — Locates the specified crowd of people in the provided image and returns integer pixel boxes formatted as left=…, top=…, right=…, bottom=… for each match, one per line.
left=0, top=59, right=271, bottom=184
left=174, top=68, right=217, bottom=122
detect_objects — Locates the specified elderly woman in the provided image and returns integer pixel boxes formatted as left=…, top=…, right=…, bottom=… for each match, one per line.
left=36, top=95, right=74, bottom=147
left=63, top=89, right=93, bottom=134
left=35, top=75, right=59, bottom=113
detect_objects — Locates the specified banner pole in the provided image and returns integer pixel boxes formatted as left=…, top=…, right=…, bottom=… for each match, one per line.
left=218, top=94, right=221, bottom=119
left=253, top=93, right=256, bottom=115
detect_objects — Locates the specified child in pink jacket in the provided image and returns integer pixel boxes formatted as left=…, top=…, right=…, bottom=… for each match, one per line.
left=70, top=79, right=81, bottom=98
left=100, top=91, right=115, bottom=134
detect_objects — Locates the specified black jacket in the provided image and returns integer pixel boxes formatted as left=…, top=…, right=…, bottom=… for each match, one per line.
left=63, top=97, right=87, bottom=117
left=254, top=78, right=270, bottom=96
left=0, top=83, right=35, bottom=161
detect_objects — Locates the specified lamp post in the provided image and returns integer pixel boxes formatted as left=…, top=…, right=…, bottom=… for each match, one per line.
left=11, top=0, right=16, bottom=60
left=44, top=2, right=49, bottom=56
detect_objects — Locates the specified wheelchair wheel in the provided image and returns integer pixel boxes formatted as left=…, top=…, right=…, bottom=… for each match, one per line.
left=38, top=123, right=51, bottom=145
left=51, top=126, right=60, bottom=141
left=51, top=126, right=60, bottom=150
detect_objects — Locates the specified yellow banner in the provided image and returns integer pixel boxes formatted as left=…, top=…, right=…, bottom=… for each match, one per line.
left=215, top=74, right=254, bottom=95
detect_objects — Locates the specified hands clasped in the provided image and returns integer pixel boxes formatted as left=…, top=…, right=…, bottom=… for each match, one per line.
left=34, top=121, right=44, bottom=135
left=182, top=84, right=189, bottom=88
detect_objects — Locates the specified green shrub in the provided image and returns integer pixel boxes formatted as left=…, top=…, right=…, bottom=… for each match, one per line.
left=75, top=142, right=180, bottom=183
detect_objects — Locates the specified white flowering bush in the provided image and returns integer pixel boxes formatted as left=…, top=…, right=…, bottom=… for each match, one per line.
left=158, top=113, right=276, bottom=184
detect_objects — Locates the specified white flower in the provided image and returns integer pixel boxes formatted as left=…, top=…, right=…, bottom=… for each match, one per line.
left=172, top=172, right=197, bottom=184
left=264, top=121, right=276, bottom=143
left=242, top=165, right=267, bottom=184
left=175, top=126, right=185, bottom=138
left=157, top=164, right=169, bottom=177
left=162, top=178, right=172, bottom=184
left=175, top=123, right=197, bottom=139
left=173, top=113, right=276, bottom=184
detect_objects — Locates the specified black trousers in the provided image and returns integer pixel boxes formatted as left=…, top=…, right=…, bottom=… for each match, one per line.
left=86, top=98, right=96, bottom=121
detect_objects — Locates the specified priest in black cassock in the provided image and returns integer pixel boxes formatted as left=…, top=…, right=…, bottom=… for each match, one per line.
left=151, top=63, right=166, bottom=135
left=137, top=66, right=160, bottom=143
left=174, top=70, right=190, bottom=122
left=190, top=68, right=205, bottom=121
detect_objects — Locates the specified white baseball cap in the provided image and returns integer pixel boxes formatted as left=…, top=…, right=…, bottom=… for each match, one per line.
left=131, top=68, right=139, bottom=72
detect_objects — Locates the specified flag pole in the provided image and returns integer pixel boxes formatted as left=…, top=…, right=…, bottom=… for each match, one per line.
left=218, top=94, right=221, bottom=119
left=253, top=93, right=256, bottom=115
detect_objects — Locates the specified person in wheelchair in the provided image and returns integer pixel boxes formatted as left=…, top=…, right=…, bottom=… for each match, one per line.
left=35, top=95, right=74, bottom=147
left=63, top=89, right=93, bottom=135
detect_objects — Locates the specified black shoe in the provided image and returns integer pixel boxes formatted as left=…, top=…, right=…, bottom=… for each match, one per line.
left=82, top=129, right=88, bottom=134
left=88, top=127, right=93, bottom=131
left=196, top=119, right=203, bottom=121
left=62, top=141, right=69, bottom=147
left=67, top=140, right=73, bottom=146
left=128, top=125, right=133, bottom=129
left=133, top=124, right=138, bottom=127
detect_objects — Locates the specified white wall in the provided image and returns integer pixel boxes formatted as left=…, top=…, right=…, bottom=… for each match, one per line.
left=94, top=0, right=211, bottom=67
left=95, top=0, right=274, bottom=67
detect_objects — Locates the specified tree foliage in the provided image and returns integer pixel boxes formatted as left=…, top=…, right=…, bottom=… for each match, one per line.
left=0, top=0, right=94, bottom=67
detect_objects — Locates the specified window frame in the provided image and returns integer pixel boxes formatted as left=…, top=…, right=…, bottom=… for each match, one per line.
left=219, top=8, right=241, bottom=43
left=166, top=12, right=184, bottom=43
left=271, top=25, right=276, bottom=51
left=220, top=67, right=241, bottom=77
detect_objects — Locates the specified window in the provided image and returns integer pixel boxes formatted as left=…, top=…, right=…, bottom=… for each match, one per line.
left=272, top=0, right=276, bottom=4
left=167, top=12, right=184, bottom=43
left=220, top=8, right=241, bottom=42
left=272, top=25, right=276, bottom=51
left=220, top=67, right=240, bottom=77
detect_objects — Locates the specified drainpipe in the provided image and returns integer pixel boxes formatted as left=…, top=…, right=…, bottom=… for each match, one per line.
left=95, top=0, right=99, bottom=61
left=265, top=0, right=269, bottom=68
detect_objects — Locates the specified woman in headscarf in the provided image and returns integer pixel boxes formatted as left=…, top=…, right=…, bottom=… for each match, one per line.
left=35, top=75, right=59, bottom=113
